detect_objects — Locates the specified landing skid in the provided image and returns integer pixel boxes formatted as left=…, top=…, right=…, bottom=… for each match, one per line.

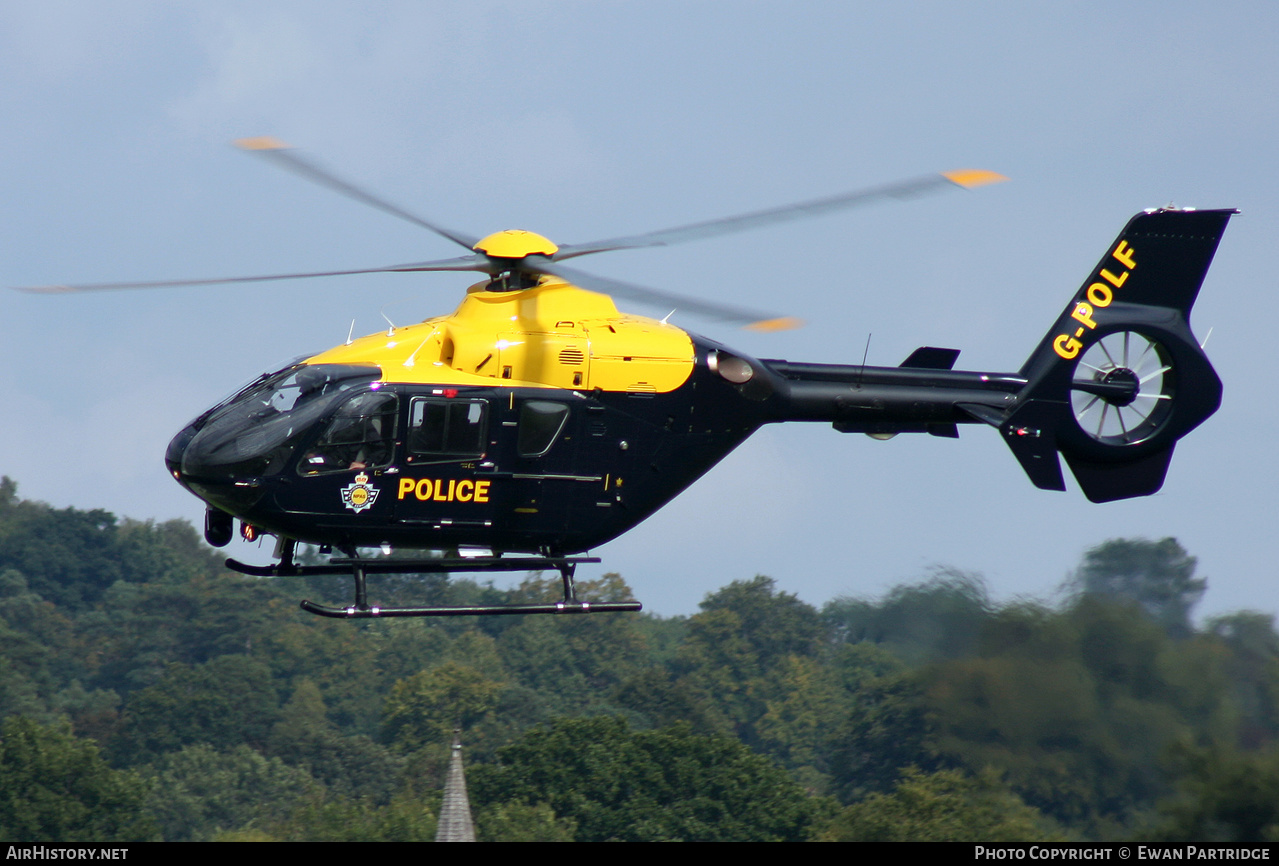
left=225, top=549, right=642, bottom=618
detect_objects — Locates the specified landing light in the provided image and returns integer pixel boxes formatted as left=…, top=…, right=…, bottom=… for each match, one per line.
left=709, top=351, right=754, bottom=384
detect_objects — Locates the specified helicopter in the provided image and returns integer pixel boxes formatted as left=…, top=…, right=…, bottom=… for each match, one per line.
left=23, top=139, right=1233, bottom=618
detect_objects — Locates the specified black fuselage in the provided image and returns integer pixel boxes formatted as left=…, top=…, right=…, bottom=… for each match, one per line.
left=166, top=333, right=1025, bottom=555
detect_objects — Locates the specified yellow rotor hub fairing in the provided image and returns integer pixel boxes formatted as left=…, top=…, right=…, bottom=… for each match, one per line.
left=473, top=230, right=560, bottom=258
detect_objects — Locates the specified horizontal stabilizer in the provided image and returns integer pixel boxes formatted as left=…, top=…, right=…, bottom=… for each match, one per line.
left=901, top=347, right=960, bottom=370
left=955, top=402, right=1005, bottom=427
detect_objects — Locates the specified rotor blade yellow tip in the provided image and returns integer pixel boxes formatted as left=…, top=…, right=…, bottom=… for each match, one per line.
left=744, top=316, right=804, bottom=333
left=942, top=169, right=1008, bottom=189
left=235, top=136, right=292, bottom=151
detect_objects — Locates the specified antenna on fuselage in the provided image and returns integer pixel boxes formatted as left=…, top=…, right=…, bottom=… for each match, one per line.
left=379, top=298, right=415, bottom=336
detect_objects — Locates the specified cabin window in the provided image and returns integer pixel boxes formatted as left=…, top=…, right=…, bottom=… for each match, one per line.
left=518, top=400, right=570, bottom=457
left=300, top=389, right=398, bottom=475
left=407, top=397, right=488, bottom=463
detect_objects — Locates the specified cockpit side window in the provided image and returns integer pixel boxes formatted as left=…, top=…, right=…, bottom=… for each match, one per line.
left=300, top=389, right=399, bottom=475
left=407, top=398, right=488, bottom=463
left=518, top=400, right=570, bottom=457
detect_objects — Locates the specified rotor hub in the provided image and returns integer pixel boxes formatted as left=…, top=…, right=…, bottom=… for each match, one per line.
left=472, top=230, right=559, bottom=259
left=1098, top=367, right=1140, bottom=406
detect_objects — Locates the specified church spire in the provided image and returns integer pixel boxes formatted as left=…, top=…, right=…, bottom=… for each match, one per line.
left=435, top=731, right=476, bottom=842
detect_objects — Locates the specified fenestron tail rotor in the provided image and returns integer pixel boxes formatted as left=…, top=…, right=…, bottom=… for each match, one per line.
left=1069, top=330, right=1175, bottom=446
left=15, top=139, right=1005, bottom=331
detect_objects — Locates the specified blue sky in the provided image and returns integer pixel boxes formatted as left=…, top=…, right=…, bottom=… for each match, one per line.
left=2, top=2, right=1276, bottom=617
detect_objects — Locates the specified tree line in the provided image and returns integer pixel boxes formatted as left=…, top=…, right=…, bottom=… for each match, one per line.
left=0, top=476, right=1276, bottom=842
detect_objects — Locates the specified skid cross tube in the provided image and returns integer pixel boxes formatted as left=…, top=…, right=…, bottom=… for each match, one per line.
left=225, top=553, right=641, bottom=618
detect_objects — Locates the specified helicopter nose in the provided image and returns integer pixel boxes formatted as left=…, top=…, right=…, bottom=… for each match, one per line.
left=166, top=420, right=269, bottom=512
left=165, top=423, right=197, bottom=480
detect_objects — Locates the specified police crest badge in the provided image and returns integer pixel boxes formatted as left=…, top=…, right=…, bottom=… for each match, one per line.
left=340, top=472, right=380, bottom=514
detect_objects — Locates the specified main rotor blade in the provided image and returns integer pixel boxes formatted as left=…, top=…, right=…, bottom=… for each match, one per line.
left=527, top=259, right=801, bottom=332
left=236, top=137, right=482, bottom=252
left=553, top=169, right=1006, bottom=260
left=14, top=254, right=492, bottom=294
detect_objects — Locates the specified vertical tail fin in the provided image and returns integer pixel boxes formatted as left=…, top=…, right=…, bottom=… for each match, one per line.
left=1002, top=208, right=1233, bottom=502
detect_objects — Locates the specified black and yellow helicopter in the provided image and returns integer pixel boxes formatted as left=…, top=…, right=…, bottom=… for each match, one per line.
left=25, top=139, right=1233, bottom=618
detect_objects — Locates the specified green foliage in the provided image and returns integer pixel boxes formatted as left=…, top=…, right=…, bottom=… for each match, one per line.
left=825, top=567, right=991, bottom=665
left=610, top=668, right=721, bottom=732
left=752, top=654, right=848, bottom=776
left=819, top=767, right=1063, bottom=842
left=262, top=679, right=405, bottom=803
left=0, top=480, right=224, bottom=613
left=919, top=595, right=1237, bottom=829
left=1069, top=538, right=1205, bottom=638
left=269, top=678, right=330, bottom=749
left=697, top=576, right=824, bottom=665
left=828, top=668, right=947, bottom=802
left=475, top=802, right=576, bottom=842
left=255, top=616, right=428, bottom=736
left=493, top=575, right=651, bottom=713
left=470, top=716, right=819, bottom=841
left=1206, top=612, right=1279, bottom=747
left=86, top=571, right=289, bottom=695
left=0, top=716, right=156, bottom=843
left=1145, top=745, right=1279, bottom=844
left=4, top=476, right=1279, bottom=844
left=112, top=655, right=282, bottom=764
left=382, top=662, right=504, bottom=751
left=144, top=744, right=318, bottom=841
left=670, top=576, right=826, bottom=742
left=261, top=794, right=438, bottom=842
left=0, top=484, right=122, bottom=611
left=0, top=569, right=77, bottom=723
